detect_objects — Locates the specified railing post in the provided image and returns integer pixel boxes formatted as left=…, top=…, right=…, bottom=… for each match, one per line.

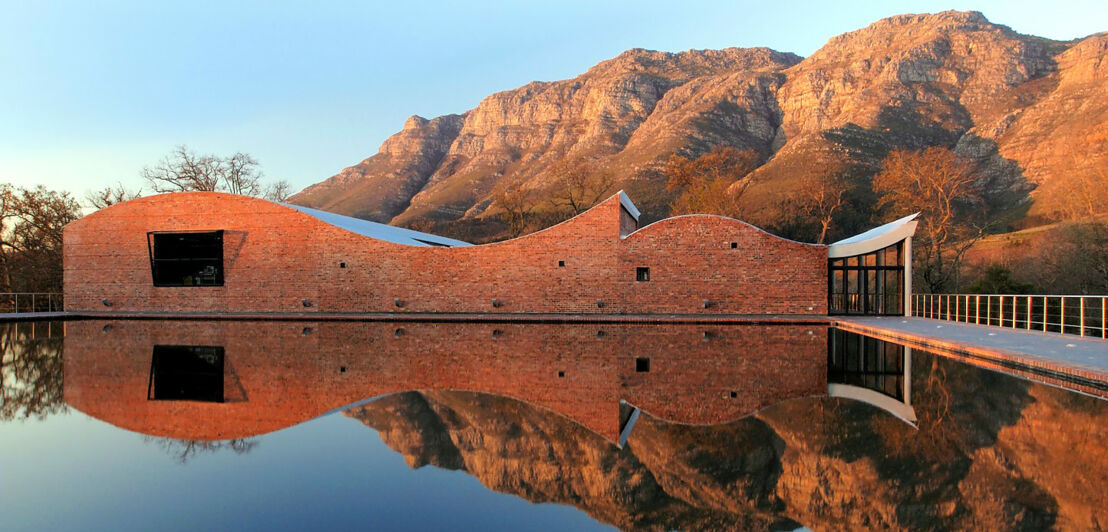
left=1037, top=297, right=1045, bottom=330
left=1000, top=296, right=1005, bottom=328
left=1026, top=296, right=1031, bottom=330
left=976, top=295, right=980, bottom=324
left=1013, top=296, right=1017, bottom=329
left=1080, top=297, right=1086, bottom=337
left=1061, top=297, right=1066, bottom=335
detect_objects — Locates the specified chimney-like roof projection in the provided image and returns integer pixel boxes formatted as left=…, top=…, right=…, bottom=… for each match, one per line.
left=283, top=203, right=471, bottom=248
left=827, top=213, right=919, bottom=258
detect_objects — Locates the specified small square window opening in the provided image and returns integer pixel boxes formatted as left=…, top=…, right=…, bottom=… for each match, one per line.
left=636, top=267, right=650, bottom=282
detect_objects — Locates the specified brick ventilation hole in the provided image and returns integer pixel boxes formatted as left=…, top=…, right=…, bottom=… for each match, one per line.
left=635, top=357, right=650, bottom=373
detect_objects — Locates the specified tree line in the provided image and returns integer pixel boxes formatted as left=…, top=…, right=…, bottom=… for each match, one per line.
left=0, top=146, right=290, bottom=297
left=491, top=144, right=1107, bottom=295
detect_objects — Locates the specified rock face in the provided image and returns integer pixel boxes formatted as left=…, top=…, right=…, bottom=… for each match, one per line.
left=346, top=352, right=1108, bottom=531
left=290, top=11, right=1107, bottom=235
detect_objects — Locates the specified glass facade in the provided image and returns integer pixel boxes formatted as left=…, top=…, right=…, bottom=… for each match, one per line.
left=828, top=241, right=904, bottom=315
left=828, top=329, right=906, bottom=401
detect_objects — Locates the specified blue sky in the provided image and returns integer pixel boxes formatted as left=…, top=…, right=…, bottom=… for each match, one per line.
left=2, top=0, right=1105, bottom=199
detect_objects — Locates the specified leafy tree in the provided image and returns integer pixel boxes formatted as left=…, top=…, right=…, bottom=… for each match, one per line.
left=664, top=146, right=759, bottom=218
left=967, top=265, right=1036, bottom=294
left=0, top=323, right=66, bottom=421
left=873, top=147, right=989, bottom=293
left=0, top=184, right=82, bottom=295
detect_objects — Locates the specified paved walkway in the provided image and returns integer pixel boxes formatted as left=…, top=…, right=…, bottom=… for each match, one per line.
left=834, top=316, right=1108, bottom=395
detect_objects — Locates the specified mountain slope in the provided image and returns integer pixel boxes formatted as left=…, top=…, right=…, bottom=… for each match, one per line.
left=290, top=11, right=1106, bottom=238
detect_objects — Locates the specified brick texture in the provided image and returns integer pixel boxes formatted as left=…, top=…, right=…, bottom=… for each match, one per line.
left=63, top=320, right=828, bottom=442
left=63, top=192, right=827, bottom=315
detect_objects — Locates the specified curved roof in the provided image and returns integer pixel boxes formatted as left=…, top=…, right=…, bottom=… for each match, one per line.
left=828, top=213, right=919, bottom=258
left=283, top=203, right=471, bottom=247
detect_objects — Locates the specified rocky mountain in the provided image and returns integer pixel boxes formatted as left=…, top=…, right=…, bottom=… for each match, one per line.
left=290, top=11, right=1107, bottom=238
left=346, top=352, right=1108, bottom=531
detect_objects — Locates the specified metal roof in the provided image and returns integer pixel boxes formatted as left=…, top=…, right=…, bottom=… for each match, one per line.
left=828, top=213, right=919, bottom=258
left=283, top=204, right=471, bottom=247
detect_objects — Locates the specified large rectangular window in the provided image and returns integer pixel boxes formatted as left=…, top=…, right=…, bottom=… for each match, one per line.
left=147, top=345, right=225, bottom=402
left=148, top=231, right=224, bottom=287
left=829, top=241, right=904, bottom=315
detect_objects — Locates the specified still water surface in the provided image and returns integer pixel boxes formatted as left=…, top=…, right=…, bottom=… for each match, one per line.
left=1, top=320, right=1105, bottom=531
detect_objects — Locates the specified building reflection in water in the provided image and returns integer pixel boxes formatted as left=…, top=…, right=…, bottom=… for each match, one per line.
left=63, top=320, right=840, bottom=443
left=3, top=320, right=1106, bottom=530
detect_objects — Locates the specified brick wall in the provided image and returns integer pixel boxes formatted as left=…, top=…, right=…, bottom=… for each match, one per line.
left=63, top=320, right=827, bottom=442
left=63, top=192, right=827, bottom=314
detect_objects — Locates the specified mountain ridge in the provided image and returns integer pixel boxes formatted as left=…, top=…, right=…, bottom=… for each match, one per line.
left=289, top=10, right=1107, bottom=240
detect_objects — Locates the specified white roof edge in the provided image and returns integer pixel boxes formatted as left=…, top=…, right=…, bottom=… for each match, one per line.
left=828, top=383, right=917, bottom=425
left=828, top=213, right=919, bottom=258
left=282, top=203, right=472, bottom=247
left=617, top=191, right=641, bottom=221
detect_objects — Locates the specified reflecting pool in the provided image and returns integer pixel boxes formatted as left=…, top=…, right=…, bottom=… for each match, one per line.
left=1, top=320, right=1105, bottom=531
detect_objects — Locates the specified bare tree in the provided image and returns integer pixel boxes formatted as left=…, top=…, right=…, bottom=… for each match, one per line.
left=492, top=181, right=537, bottom=237
left=85, top=182, right=143, bottom=210
left=873, top=147, right=989, bottom=293
left=141, top=145, right=286, bottom=199
left=262, top=180, right=292, bottom=203
left=222, top=152, right=263, bottom=196
left=547, top=161, right=615, bottom=216
left=142, top=145, right=222, bottom=193
left=1047, top=144, right=1108, bottom=221
left=664, top=146, right=760, bottom=218
left=145, top=436, right=258, bottom=464
left=797, top=173, right=849, bottom=244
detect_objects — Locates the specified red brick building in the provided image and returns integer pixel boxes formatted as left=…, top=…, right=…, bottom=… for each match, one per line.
left=62, top=191, right=915, bottom=316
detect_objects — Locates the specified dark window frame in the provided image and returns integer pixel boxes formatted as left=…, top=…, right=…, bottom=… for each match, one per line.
left=147, top=345, right=226, bottom=403
left=636, top=267, right=650, bottom=282
left=828, top=240, right=904, bottom=316
left=827, top=329, right=905, bottom=401
left=147, top=230, right=225, bottom=287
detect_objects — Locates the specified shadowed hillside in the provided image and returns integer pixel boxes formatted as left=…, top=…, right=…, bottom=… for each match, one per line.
left=290, top=11, right=1106, bottom=243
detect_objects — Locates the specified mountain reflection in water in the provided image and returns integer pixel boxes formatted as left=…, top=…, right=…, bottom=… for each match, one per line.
left=1, top=320, right=1106, bottom=531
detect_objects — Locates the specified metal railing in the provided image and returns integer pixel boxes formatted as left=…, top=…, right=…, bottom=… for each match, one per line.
left=0, top=293, right=64, bottom=314
left=912, top=293, right=1107, bottom=339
